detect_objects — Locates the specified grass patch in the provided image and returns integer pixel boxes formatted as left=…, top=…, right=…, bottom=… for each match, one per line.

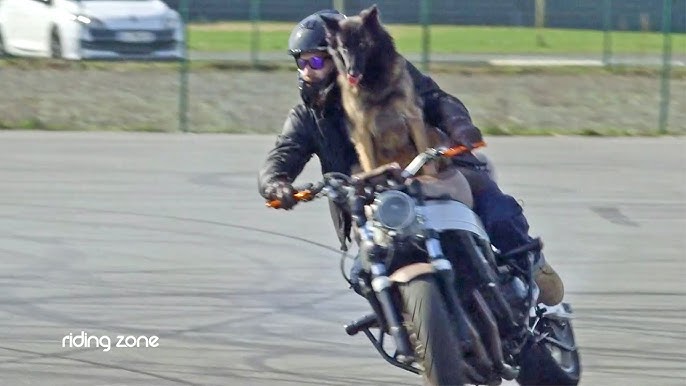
left=188, top=22, right=686, bottom=55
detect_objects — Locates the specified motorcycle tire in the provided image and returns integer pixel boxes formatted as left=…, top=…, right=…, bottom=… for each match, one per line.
left=398, top=274, right=465, bottom=386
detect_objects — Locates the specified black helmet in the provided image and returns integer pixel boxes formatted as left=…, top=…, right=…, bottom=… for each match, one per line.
left=288, top=9, right=345, bottom=57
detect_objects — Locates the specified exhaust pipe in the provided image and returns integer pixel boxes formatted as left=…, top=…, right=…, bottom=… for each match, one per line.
left=460, top=310, right=494, bottom=375
left=473, top=289, right=520, bottom=381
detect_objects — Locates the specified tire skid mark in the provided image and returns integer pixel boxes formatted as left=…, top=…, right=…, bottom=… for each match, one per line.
left=0, top=201, right=355, bottom=384
left=0, top=346, right=201, bottom=385
left=1, top=200, right=682, bottom=384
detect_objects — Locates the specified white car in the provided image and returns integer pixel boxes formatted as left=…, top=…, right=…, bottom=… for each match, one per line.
left=0, top=0, right=184, bottom=60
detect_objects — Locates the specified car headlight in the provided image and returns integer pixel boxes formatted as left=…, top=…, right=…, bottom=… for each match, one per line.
left=69, top=14, right=105, bottom=28
left=373, top=190, right=417, bottom=231
left=164, top=13, right=181, bottom=29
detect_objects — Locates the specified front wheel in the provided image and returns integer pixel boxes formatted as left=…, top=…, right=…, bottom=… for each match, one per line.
left=398, top=275, right=464, bottom=386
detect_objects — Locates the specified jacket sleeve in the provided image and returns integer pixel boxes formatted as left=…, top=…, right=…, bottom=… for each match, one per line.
left=406, top=61, right=484, bottom=147
left=257, top=106, right=316, bottom=199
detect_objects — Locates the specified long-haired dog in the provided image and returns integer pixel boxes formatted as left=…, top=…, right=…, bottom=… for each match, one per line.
left=320, top=5, right=444, bottom=177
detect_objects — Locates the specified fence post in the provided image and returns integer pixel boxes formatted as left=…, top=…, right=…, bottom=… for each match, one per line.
left=658, top=0, right=673, bottom=134
left=250, top=0, right=261, bottom=68
left=178, top=0, right=189, bottom=133
left=602, top=0, right=613, bottom=66
left=333, top=0, right=345, bottom=13
left=419, top=0, right=431, bottom=72
left=535, top=0, right=546, bottom=46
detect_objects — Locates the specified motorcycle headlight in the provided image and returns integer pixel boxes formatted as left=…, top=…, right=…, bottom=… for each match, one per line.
left=373, top=190, right=416, bottom=231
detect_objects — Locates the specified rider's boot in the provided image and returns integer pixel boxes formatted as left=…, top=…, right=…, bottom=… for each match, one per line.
left=534, top=261, right=565, bottom=306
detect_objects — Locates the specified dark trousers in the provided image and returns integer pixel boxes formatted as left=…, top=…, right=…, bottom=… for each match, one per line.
left=456, top=164, right=542, bottom=263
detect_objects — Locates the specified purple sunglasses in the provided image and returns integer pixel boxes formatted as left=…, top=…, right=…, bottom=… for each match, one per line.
left=296, top=55, right=329, bottom=70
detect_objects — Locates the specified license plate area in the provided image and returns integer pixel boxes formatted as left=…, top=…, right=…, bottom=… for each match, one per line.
left=117, top=31, right=156, bottom=43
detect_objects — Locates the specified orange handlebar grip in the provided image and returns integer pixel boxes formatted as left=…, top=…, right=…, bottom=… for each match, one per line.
left=294, top=190, right=313, bottom=201
left=443, top=145, right=470, bottom=157
left=266, top=200, right=281, bottom=208
left=443, top=141, right=486, bottom=157
left=265, top=190, right=313, bottom=209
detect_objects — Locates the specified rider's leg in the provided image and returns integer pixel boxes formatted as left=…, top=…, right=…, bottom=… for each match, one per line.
left=473, top=150, right=497, bottom=182
left=455, top=159, right=565, bottom=306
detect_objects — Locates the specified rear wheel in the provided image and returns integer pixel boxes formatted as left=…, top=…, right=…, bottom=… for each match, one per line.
left=516, top=307, right=581, bottom=385
left=398, top=275, right=464, bottom=386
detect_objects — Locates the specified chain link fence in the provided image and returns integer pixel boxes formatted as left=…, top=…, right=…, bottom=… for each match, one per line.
left=0, top=0, right=683, bottom=135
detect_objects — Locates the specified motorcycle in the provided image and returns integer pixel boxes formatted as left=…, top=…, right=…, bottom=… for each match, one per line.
left=266, top=143, right=581, bottom=386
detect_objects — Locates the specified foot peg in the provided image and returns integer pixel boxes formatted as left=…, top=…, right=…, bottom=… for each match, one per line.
left=344, top=313, right=378, bottom=336
left=499, top=238, right=543, bottom=260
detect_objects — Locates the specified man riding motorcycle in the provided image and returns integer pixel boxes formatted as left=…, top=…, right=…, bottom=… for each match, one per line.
left=257, top=9, right=565, bottom=307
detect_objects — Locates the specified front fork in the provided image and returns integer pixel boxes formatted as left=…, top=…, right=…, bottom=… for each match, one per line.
left=359, top=224, right=472, bottom=364
left=369, top=259, right=416, bottom=363
left=408, top=179, right=475, bottom=348
left=354, top=183, right=476, bottom=363
left=352, top=197, right=415, bottom=363
left=424, top=230, right=476, bottom=347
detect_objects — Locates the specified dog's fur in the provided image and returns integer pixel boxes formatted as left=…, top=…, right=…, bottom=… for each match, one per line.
left=321, top=5, right=443, bottom=176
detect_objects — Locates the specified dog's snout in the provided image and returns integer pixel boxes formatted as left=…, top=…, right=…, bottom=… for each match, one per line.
left=346, top=72, right=362, bottom=86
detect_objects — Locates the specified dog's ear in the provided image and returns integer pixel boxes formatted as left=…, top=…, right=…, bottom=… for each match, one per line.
left=320, top=14, right=341, bottom=34
left=361, top=4, right=380, bottom=27
left=320, top=14, right=341, bottom=47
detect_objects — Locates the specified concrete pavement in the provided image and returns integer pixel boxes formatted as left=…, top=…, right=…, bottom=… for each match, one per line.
left=0, top=132, right=684, bottom=385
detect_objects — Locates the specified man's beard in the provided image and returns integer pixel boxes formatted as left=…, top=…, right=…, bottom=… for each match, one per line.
left=299, top=71, right=338, bottom=108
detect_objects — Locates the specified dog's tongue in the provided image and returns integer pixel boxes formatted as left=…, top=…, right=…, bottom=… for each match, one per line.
left=347, top=74, right=360, bottom=86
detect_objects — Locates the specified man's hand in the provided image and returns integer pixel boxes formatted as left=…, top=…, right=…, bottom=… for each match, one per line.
left=445, top=117, right=483, bottom=150
left=265, top=180, right=297, bottom=210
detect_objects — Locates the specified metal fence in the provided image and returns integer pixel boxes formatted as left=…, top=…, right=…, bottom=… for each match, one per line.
left=164, top=0, right=686, bottom=32
left=178, top=0, right=685, bottom=68
left=0, top=0, right=683, bottom=136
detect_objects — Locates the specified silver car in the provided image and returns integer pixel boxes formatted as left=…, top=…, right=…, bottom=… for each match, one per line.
left=0, top=0, right=184, bottom=60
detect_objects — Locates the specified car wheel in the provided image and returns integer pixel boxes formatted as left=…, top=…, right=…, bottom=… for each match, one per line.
left=50, top=31, right=62, bottom=59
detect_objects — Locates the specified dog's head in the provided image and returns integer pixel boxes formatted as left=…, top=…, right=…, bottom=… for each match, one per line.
left=320, top=5, right=386, bottom=87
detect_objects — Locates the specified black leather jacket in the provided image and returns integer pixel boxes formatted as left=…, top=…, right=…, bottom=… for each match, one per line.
left=258, top=61, right=483, bottom=250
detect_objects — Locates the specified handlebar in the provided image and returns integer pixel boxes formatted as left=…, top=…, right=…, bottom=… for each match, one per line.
left=266, top=190, right=315, bottom=209
left=442, top=142, right=484, bottom=157
left=265, top=142, right=485, bottom=209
